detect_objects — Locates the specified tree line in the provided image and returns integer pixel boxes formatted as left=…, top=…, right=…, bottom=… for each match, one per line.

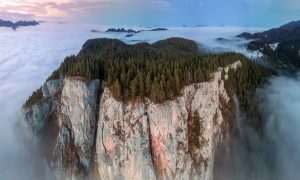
left=25, top=38, right=274, bottom=113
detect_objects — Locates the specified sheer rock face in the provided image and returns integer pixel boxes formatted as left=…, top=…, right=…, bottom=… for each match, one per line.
left=23, top=78, right=100, bottom=180
left=22, top=61, right=241, bottom=180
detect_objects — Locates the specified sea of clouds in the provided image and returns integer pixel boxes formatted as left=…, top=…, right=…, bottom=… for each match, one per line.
left=215, top=75, right=300, bottom=180
left=1, top=22, right=298, bottom=179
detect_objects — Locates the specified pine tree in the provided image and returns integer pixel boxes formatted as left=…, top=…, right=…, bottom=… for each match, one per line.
left=112, top=80, right=121, bottom=99
left=146, top=72, right=152, bottom=96
left=174, top=70, right=181, bottom=95
left=130, top=77, right=139, bottom=98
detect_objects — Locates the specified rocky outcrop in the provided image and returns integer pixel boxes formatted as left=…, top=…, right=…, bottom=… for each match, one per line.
left=22, top=61, right=242, bottom=180
left=23, top=78, right=100, bottom=180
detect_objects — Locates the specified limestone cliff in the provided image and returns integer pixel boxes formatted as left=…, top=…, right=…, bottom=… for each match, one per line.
left=22, top=61, right=242, bottom=180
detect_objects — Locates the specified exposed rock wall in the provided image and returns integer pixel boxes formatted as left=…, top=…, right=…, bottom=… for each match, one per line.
left=22, top=61, right=241, bottom=180
left=23, top=78, right=100, bottom=180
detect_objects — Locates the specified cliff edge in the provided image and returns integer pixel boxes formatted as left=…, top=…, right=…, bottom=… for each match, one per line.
left=22, top=61, right=242, bottom=180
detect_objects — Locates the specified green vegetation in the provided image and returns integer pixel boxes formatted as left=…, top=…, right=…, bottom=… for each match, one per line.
left=239, top=20, right=300, bottom=71
left=44, top=38, right=251, bottom=103
left=25, top=37, right=274, bottom=127
left=225, top=59, right=274, bottom=131
left=24, top=87, right=43, bottom=107
left=276, top=40, right=300, bottom=69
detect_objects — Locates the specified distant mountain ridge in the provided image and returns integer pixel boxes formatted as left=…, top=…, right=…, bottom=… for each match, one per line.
left=104, top=27, right=168, bottom=38
left=238, top=20, right=300, bottom=43
left=106, top=28, right=140, bottom=33
left=105, top=27, right=168, bottom=34
left=238, top=20, right=300, bottom=71
left=0, top=19, right=39, bottom=30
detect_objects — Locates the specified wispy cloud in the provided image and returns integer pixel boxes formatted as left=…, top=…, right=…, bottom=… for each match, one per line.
left=0, top=0, right=172, bottom=21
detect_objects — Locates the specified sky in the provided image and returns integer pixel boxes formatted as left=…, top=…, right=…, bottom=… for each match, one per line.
left=0, top=0, right=300, bottom=27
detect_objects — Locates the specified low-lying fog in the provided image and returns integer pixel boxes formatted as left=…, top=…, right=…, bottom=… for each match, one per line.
left=0, top=22, right=298, bottom=179
left=258, top=75, right=300, bottom=180
left=215, top=74, right=300, bottom=180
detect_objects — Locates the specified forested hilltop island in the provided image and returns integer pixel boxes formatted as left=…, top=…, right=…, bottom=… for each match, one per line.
left=25, top=37, right=273, bottom=126
left=22, top=37, right=274, bottom=179
left=0, top=19, right=39, bottom=30
left=238, top=20, right=300, bottom=71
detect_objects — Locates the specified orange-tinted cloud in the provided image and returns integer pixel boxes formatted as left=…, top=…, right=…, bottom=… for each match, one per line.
left=0, top=0, right=110, bottom=20
left=0, top=0, right=171, bottom=21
